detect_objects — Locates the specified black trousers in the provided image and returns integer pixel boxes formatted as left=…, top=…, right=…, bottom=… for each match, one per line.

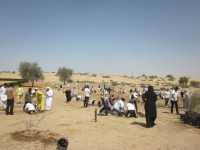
left=134, top=101, right=138, bottom=112
left=125, top=110, right=136, bottom=117
left=100, top=100, right=109, bottom=115
left=84, top=97, right=89, bottom=107
left=171, top=101, right=179, bottom=114
left=6, top=99, right=14, bottom=114
left=165, top=98, right=169, bottom=107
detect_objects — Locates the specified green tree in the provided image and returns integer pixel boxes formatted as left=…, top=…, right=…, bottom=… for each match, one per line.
left=179, top=76, right=189, bottom=85
left=57, top=67, right=73, bottom=85
left=18, top=62, right=44, bottom=87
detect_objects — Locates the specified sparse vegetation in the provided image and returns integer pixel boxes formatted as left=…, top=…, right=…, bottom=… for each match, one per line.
left=92, top=74, right=97, bottom=77
left=179, top=76, right=189, bottom=86
left=166, top=74, right=175, bottom=81
left=140, top=83, right=147, bottom=88
left=102, top=75, right=110, bottom=78
left=190, top=91, right=200, bottom=113
left=190, top=81, right=200, bottom=88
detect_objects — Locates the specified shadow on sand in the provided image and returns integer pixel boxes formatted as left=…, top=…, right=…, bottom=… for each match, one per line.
left=161, top=111, right=171, bottom=114
left=131, top=121, right=146, bottom=128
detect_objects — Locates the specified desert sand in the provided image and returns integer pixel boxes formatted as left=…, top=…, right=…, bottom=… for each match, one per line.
left=0, top=72, right=200, bottom=150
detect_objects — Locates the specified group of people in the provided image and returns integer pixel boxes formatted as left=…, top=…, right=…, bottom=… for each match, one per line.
left=0, top=83, right=54, bottom=115
left=98, top=88, right=138, bottom=118
left=163, top=87, right=191, bottom=114
left=96, top=85, right=158, bottom=128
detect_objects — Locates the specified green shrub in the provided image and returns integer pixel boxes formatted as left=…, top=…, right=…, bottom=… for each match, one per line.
left=140, top=83, right=147, bottom=88
left=111, top=81, right=119, bottom=86
left=179, top=76, right=189, bottom=85
left=92, top=74, right=97, bottom=77
left=190, top=81, right=200, bottom=88
left=67, top=79, right=73, bottom=83
left=102, top=76, right=110, bottom=78
left=190, top=91, right=200, bottom=113
left=159, top=87, right=167, bottom=91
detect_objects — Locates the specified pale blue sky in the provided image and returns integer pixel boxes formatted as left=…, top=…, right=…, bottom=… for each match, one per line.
left=0, top=0, right=200, bottom=77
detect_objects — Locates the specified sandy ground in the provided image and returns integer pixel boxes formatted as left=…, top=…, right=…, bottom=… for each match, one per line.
left=0, top=72, right=200, bottom=150
left=0, top=88, right=200, bottom=150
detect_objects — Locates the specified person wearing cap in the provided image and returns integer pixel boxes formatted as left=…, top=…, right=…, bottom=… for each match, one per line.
left=56, top=138, right=69, bottom=150
left=171, top=86, right=179, bottom=114
left=32, top=89, right=45, bottom=112
left=45, top=87, right=53, bottom=110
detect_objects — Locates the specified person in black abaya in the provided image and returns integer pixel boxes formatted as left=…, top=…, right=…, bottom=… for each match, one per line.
left=142, top=86, right=157, bottom=128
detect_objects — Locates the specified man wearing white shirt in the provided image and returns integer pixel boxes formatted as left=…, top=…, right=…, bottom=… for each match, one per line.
left=171, top=87, right=179, bottom=114
left=24, top=102, right=37, bottom=115
left=113, top=98, right=125, bottom=116
left=125, top=102, right=137, bottom=118
left=83, top=85, right=90, bottom=108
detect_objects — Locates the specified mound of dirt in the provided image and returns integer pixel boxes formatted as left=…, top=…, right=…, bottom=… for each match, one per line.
left=11, top=130, right=59, bottom=146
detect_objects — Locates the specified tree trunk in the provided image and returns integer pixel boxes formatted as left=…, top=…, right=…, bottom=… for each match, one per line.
left=32, top=80, right=34, bottom=87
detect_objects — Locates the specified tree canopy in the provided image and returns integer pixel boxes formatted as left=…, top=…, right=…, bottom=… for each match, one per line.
left=179, top=76, right=189, bottom=86
left=18, top=61, right=44, bottom=87
left=57, top=67, right=73, bottom=85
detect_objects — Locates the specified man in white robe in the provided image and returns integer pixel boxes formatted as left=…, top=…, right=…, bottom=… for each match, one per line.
left=45, top=87, right=53, bottom=111
left=0, top=83, right=7, bottom=110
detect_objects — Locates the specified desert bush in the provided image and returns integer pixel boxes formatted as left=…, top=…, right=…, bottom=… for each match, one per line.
left=130, top=84, right=136, bottom=88
left=141, top=74, right=146, bottom=77
left=111, top=81, right=119, bottom=86
left=166, top=74, right=175, bottom=81
left=125, top=83, right=131, bottom=86
left=149, top=76, right=157, bottom=79
left=67, top=79, right=73, bottom=83
left=140, top=83, right=147, bottom=88
left=190, top=81, right=200, bottom=88
left=102, top=76, right=110, bottom=78
left=180, top=85, right=190, bottom=88
left=92, top=74, right=97, bottom=77
left=179, top=76, right=189, bottom=86
left=190, top=91, right=200, bottom=113
left=159, top=87, right=167, bottom=91
left=166, top=74, right=174, bottom=78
